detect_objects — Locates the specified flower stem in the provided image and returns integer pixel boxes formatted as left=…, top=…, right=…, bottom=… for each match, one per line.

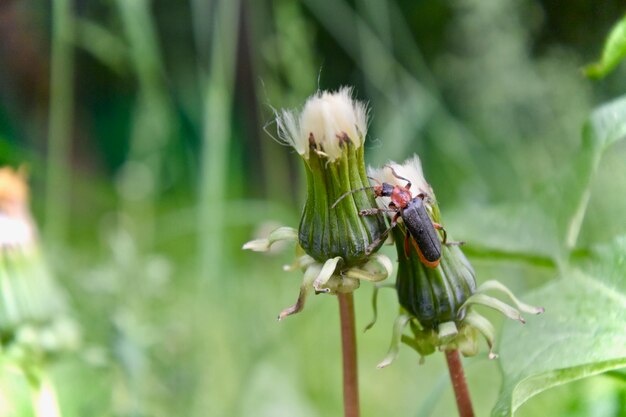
left=338, top=292, right=360, bottom=417
left=445, top=349, right=474, bottom=417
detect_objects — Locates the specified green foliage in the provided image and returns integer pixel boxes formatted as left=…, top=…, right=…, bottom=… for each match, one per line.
left=583, top=95, right=626, bottom=152
left=1, top=0, right=625, bottom=416
left=585, top=15, right=626, bottom=79
left=492, top=95, right=626, bottom=415
left=493, top=238, right=626, bottom=416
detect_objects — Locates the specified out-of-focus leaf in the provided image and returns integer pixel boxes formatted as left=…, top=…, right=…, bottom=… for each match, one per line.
left=566, top=95, right=626, bottom=249
left=492, top=237, right=626, bottom=416
left=583, top=95, right=626, bottom=152
left=446, top=203, right=559, bottom=267
left=584, top=15, right=626, bottom=79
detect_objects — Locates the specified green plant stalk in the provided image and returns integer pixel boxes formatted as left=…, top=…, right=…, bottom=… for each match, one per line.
left=445, top=349, right=474, bottom=417
left=116, top=0, right=175, bottom=247
left=197, top=0, right=240, bottom=288
left=565, top=152, right=601, bottom=250
left=192, top=1, right=240, bottom=416
left=338, top=292, right=360, bottom=417
left=46, top=0, right=74, bottom=243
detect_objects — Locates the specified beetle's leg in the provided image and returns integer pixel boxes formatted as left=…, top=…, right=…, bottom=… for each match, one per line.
left=432, top=223, right=447, bottom=244
left=403, top=231, right=411, bottom=258
left=385, top=165, right=412, bottom=190
left=365, top=212, right=401, bottom=255
left=432, top=223, right=465, bottom=246
left=332, top=185, right=380, bottom=209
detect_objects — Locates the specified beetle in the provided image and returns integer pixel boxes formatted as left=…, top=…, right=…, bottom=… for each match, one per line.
left=332, top=166, right=455, bottom=268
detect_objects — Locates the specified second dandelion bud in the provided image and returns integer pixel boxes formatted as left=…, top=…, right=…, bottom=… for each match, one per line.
left=367, top=157, right=543, bottom=365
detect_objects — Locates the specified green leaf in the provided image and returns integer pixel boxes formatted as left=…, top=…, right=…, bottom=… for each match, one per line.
left=447, top=203, right=559, bottom=267
left=492, top=237, right=626, bottom=416
left=584, top=15, right=626, bottom=79
left=583, top=95, right=626, bottom=152
left=566, top=95, right=626, bottom=249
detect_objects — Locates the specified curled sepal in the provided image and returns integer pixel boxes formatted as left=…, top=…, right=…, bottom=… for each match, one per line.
left=460, top=293, right=528, bottom=323
left=463, top=310, right=498, bottom=359
left=476, top=280, right=545, bottom=316
left=278, top=263, right=320, bottom=321
left=342, top=254, right=393, bottom=283
left=277, top=252, right=392, bottom=319
left=449, top=325, right=480, bottom=358
left=377, top=314, right=411, bottom=369
left=242, top=227, right=298, bottom=252
left=437, top=321, right=458, bottom=344
left=282, top=254, right=316, bottom=272
left=313, top=257, right=343, bottom=293
left=364, top=282, right=395, bottom=332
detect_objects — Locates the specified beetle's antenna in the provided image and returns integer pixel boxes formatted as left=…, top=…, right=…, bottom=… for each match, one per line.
left=385, top=165, right=411, bottom=189
left=367, top=176, right=382, bottom=185
left=332, top=186, right=377, bottom=209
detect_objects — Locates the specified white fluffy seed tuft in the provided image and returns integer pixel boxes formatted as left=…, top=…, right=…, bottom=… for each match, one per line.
left=368, top=155, right=433, bottom=212
left=275, top=87, right=368, bottom=161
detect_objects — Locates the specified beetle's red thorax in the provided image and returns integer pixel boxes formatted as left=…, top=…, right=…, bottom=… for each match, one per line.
left=391, top=187, right=411, bottom=209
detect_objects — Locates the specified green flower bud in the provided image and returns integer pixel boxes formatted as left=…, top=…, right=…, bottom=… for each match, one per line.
left=394, top=231, right=476, bottom=329
left=367, top=157, right=543, bottom=365
left=0, top=167, right=80, bottom=365
left=276, top=88, right=387, bottom=266
left=243, top=89, right=395, bottom=318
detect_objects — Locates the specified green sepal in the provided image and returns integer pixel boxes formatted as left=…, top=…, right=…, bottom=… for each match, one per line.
left=393, top=226, right=476, bottom=329
left=298, top=143, right=386, bottom=266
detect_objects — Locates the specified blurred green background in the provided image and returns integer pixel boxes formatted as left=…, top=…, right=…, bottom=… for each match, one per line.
left=1, top=0, right=626, bottom=416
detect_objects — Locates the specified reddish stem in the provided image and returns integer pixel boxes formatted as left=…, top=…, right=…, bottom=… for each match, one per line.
left=337, top=292, right=360, bottom=417
left=445, top=349, right=475, bottom=417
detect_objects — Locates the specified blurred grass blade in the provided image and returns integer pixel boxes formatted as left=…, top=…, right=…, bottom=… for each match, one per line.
left=116, top=0, right=177, bottom=245
left=584, top=15, right=626, bottom=79
left=197, top=0, right=241, bottom=283
left=193, top=1, right=241, bottom=416
left=74, top=18, right=128, bottom=75
left=302, top=0, right=479, bottom=171
left=46, top=0, right=74, bottom=243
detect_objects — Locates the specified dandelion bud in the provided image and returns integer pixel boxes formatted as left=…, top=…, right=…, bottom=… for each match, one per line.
left=395, top=236, right=476, bottom=329
left=0, top=167, right=80, bottom=364
left=276, top=87, right=387, bottom=265
left=244, top=89, right=394, bottom=318
left=368, top=157, right=543, bottom=365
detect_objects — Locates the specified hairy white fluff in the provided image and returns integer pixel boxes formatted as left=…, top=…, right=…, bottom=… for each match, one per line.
left=276, top=87, right=368, bottom=161
left=368, top=155, right=434, bottom=212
